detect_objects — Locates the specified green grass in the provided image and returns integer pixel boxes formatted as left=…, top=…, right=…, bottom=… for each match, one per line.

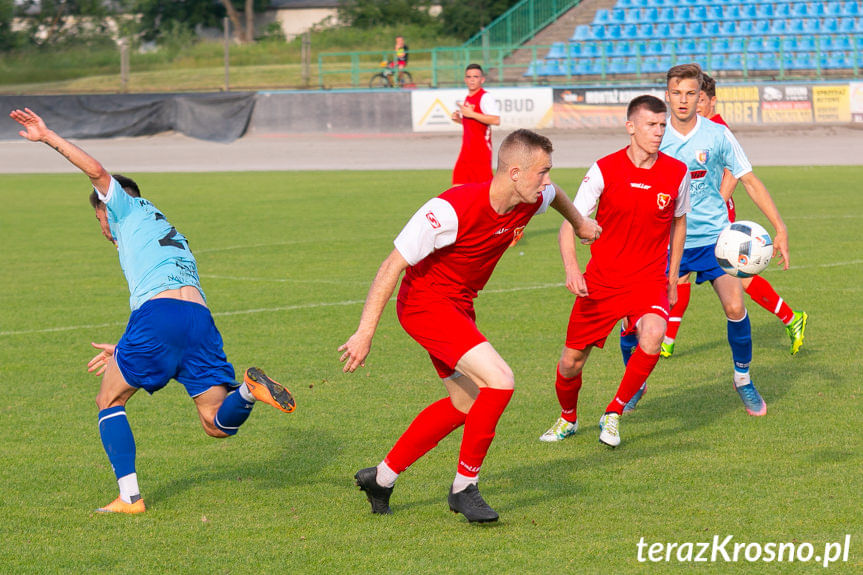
left=0, top=167, right=860, bottom=573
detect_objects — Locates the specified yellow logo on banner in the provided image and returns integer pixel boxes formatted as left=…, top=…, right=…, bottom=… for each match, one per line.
left=419, top=98, right=454, bottom=127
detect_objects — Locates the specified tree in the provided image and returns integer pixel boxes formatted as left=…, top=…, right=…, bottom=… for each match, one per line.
left=13, top=0, right=115, bottom=46
left=135, top=0, right=267, bottom=44
left=438, top=0, right=521, bottom=40
left=338, top=0, right=435, bottom=29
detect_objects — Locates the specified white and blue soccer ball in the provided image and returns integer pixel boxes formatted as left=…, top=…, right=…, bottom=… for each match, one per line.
left=714, top=221, right=774, bottom=278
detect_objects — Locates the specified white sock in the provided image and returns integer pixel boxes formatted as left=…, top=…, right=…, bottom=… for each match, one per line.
left=451, top=472, right=478, bottom=494
left=376, top=461, right=399, bottom=488
left=238, top=382, right=256, bottom=403
left=733, top=371, right=752, bottom=388
left=117, top=473, right=140, bottom=503
left=663, top=336, right=675, bottom=345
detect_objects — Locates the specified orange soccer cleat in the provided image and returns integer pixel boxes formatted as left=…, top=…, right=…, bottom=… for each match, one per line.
left=243, top=367, right=296, bottom=413
left=97, top=496, right=146, bottom=514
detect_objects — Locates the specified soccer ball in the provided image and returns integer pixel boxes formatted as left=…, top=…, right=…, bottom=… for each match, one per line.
left=714, top=221, right=773, bottom=278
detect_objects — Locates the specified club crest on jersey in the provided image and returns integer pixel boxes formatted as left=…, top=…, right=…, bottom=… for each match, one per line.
left=425, top=211, right=441, bottom=229
left=512, top=226, right=526, bottom=243
left=656, top=193, right=671, bottom=209
left=695, top=150, right=710, bottom=164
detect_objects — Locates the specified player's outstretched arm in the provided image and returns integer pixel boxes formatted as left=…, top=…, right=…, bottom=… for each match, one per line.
left=550, top=184, right=601, bottom=245
left=667, top=214, right=687, bottom=307
left=558, top=220, right=587, bottom=297
left=87, top=342, right=116, bottom=377
left=738, top=172, right=789, bottom=270
left=338, top=248, right=410, bottom=373
left=9, top=108, right=111, bottom=194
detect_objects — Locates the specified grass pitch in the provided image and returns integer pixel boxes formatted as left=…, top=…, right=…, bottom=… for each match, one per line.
left=0, top=167, right=860, bottom=574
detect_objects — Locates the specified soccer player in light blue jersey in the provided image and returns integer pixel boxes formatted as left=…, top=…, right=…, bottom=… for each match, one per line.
left=622, top=64, right=790, bottom=417
left=10, top=108, right=296, bottom=514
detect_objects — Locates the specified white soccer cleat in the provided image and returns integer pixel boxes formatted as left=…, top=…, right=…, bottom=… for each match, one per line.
left=598, top=413, right=621, bottom=448
left=539, top=417, right=578, bottom=442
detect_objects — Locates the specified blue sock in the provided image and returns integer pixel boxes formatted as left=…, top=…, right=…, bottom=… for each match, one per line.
left=620, top=329, right=638, bottom=367
left=214, top=390, right=254, bottom=436
left=727, top=311, right=752, bottom=374
left=98, top=406, right=136, bottom=479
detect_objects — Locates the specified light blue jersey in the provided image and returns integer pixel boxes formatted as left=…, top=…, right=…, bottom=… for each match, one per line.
left=97, top=178, right=204, bottom=310
left=660, top=116, right=752, bottom=249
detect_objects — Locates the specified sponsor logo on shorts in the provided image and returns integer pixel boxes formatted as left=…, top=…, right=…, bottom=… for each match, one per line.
left=656, top=193, right=671, bottom=209
left=425, top=211, right=441, bottom=229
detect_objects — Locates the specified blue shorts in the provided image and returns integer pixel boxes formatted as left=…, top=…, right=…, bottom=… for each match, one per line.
left=678, top=244, right=726, bottom=285
left=115, top=298, right=237, bottom=397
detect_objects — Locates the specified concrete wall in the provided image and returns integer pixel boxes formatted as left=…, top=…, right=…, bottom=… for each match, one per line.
left=251, top=90, right=413, bottom=134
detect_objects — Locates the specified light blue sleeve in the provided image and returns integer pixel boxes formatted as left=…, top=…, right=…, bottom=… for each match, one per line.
left=97, top=177, right=135, bottom=222
left=720, top=128, right=753, bottom=179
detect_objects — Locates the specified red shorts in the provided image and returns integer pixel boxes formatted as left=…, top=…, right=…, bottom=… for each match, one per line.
left=565, top=282, right=669, bottom=350
left=397, top=294, right=487, bottom=378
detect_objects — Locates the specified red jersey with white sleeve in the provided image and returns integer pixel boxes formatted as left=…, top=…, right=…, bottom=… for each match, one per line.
left=709, top=113, right=736, bottom=221
left=574, top=148, right=690, bottom=290
left=452, top=89, right=500, bottom=185
left=395, top=181, right=556, bottom=306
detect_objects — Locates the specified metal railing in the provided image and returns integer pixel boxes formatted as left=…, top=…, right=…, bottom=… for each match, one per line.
left=317, top=37, right=861, bottom=90
left=463, top=0, right=583, bottom=51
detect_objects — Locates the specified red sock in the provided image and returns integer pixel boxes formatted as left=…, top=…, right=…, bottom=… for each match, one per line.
left=555, top=366, right=582, bottom=423
left=606, top=346, right=660, bottom=414
left=745, top=275, right=794, bottom=324
left=384, top=398, right=467, bottom=473
left=665, top=282, right=691, bottom=340
left=457, top=388, right=514, bottom=478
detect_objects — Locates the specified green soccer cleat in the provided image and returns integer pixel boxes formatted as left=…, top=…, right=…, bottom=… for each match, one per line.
left=786, top=311, right=808, bottom=355
left=660, top=341, right=675, bottom=358
left=539, top=417, right=578, bottom=442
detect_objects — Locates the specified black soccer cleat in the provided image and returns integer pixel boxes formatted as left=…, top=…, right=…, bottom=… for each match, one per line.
left=355, top=467, right=393, bottom=515
left=447, top=484, right=499, bottom=523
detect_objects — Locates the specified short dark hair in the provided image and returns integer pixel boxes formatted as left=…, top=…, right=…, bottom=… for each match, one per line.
left=701, top=73, right=717, bottom=99
left=88, top=173, right=141, bottom=209
left=497, top=129, right=553, bottom=171
left=627, top=95, right=667, bottom=119
left=465, top=63, right=484, bottom=75
left=666, top=62, right=704, bottom=89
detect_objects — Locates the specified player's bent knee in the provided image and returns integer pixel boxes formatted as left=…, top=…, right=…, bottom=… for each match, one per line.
left=203, top=421, right=231, bottom=438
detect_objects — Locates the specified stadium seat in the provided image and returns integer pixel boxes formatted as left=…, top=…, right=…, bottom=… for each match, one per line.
left=775, top=3, right=791, bottom=19
left=623, top=8, right=639, bottom=23
left=568, top=42, right=582, bottom=57
left=725, top=5, right=742, bottom=20
left=788, top=19, right=804, bottom=34
left=523, top=60, right=538, bottom=76
left=770, top=20, right=788, bottom=34
left=712, top=37, right=732, bottom=54
left=595, top=9, right=611, bottom=24
left=719, top=20, right=738, bottom=36
left=747, top=37, right=766, bottom=52
left=839, top=17, right=857, bottom=33
left=693, top=5, right=707, bottom=19
left=798, top=35, right=816, bottom=51
left=737, top=20, right=755, bottom=36
left=826, top=3, right=843, bottom=17
left=688, top=22, right=706, bottom=37
left=645, top=40, right=665, bottom=55
left=756, top=4, right=774, bottom=18
left=546, top=42, right=567, bottom=60
left=670, top=22, right=687, bottom=37
left=741, top=4, right=757, bottom=20
left=792, top=3, right=809, bottom=18
left=583, top=42, right=601, bottom=57
left=843, top=2, right=860, bottom=17
left=571, top=25, right=589, bottom=41
left=803, top=18, right=820, bottom=34
left=824, top=18, right=840, bottom=33
left=659, top=7, right=675, bottom=22
left=793, top=51, right=816, bottom=70
left=835, top=34, right=854, bottom=50
left=613, top=40, right=634, bottom=56
left=811, top=3, right=826, bottom=17
left=636, top=23, right=656, bottom=39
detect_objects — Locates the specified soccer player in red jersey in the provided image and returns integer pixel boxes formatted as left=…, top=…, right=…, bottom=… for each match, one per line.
left=659, top=73, right=808, bottom=360
left=451, top=64, right=500, bottom=186
left=538, top=95, right=690, bottom=448
left=339, top=129, right=600, bottom=522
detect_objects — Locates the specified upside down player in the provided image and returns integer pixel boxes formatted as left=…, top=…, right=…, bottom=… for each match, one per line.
left=339, top=130, right=600, bottom=522
left=623, top=64, right=791, bottom=417
left=539, top=95, right=689, bottom=447
left=451, top=64, right=501, bottom=186
left=657, top=73, right=807, bottom=359
left=10, top=108, right=295, bottom=514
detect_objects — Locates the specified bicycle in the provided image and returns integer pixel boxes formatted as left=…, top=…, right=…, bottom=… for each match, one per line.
left=369, top=60, right=413, bottom=88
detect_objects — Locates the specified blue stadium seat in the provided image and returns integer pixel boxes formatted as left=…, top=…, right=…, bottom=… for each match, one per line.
left=613, top=40, right=634, bottom=56
left=769, top=20, right=788, bottom=34
left=714, top=53, right=744, bottom=71
left=623, top=23, right=638, bottom=38
left=719, top=20, right=738, bottom=36
left=693, top=5, right=707, bottom=19
left=810, top=3, right=826, bottom=17
left=725, top=5, right=742, bottom=20
left=821, top=51, right=849, bottom=69
left=571, top=25, right=590, bottom=41
left=747, top=37, right=766, bottom=52
left=728, top=36, right=745, bottom=53
left=644, top=39, right=664, bottom=55
left=824, top=18, right=840, bottom=33
left=656, top=22, right=671, bottom=37
left=737, top=20, right=755, bottom=36
left=658, top=7, right=675, bottom=22
left=775, top=3, right=791, bottom=18
left=704, top=21, right=720, bottom=36
left=741, top=4, right=757, bottom=19
left=546, top=42, right=567, bottom=59
left=623, top=8, right=640, bottom=24
left=589, top=25, right=606, bottom=39
left=834, top=34, right=854, bottom=50
left=798, top=35, right=816, bottom=51
left=764, top=36, right=781, bottom=52
left=637, top=24, right=656, bottom=39
left=756, top=4, right=774, bottom=18
left=616, top=0, right=635, bottom=8
left=802, top=18, right=820, bottom=34
left=611, top=8, right=626, bottom=22
left=711, top=37, right=732, bottom=54
left=792, top=3, right=809, bottom=18
left=607, top=24, right=623, bottom=39
left=692, top=38, right=709, bottom=54
left=856, top=18, right=863, bottom=32
left=673, top=7, right=691, bottom=22
left=747, top=52, right=777, bottom=71
left=788, top=19, right=804, bottom=34
left=594, top=9, right=611, bottom=24
left=844, top=2, right=861, bottom=17
left=583, top=42, right=601, bottom=57
left=707, top=6, right=723, bottom=20
left=826, top=3, right=843, bottom=17
left=791, top=51, right=815, bottom=70
left=781, top=36, right=797, bottom=53
left=839, top=17, right=857, bottom=33
left=568, top=42, right=582, bottom=57
left=523, top=60, right=538, bottom=76
left=689, top=22, right=706, bottom=37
